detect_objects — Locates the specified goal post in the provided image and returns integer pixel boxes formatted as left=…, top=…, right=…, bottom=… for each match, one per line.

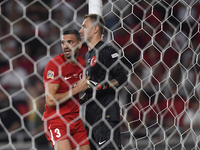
left=0, top=0, right=200, bottom=150
left=88, top=0, right=102, bottom=15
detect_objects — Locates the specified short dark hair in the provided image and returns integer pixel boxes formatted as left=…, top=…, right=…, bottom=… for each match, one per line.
left=84, top=14, right=105, bottom=35
left=63, top=29, right=81, bottom=41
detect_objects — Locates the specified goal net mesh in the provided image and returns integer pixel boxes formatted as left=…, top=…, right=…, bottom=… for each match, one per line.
left=0, top=0, right=200, bottom=150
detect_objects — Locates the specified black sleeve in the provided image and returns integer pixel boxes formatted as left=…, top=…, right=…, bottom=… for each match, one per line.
left=100, top=46, right=127, bottom=86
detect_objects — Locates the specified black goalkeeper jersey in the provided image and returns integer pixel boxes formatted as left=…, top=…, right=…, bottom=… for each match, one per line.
left=85, top=41, right=127, bottom=125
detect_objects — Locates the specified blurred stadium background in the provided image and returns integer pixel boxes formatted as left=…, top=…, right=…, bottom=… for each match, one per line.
left=0, top=0, right=200, bottom=149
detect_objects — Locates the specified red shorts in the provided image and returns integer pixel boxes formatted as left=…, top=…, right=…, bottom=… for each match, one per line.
left=44, top=114, right=89, bottom=148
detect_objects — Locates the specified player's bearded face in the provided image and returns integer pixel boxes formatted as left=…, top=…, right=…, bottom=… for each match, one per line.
left=61, top=34, right=80, bottom=60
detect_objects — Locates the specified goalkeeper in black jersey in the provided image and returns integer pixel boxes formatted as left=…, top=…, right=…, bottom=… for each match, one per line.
left=79, top=14, right=127, bottom=150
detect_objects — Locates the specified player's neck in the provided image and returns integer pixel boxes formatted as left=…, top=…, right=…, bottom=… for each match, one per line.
left=64, top=56, right=78, bottom=65
left=88, top=36, right=101, bottom=51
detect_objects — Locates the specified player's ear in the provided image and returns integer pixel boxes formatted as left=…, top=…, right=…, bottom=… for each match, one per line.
left=93, top=25, right=99, bottom=34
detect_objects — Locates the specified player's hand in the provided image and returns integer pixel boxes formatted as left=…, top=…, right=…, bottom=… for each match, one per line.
left=76, top=76, right=90, bottom=93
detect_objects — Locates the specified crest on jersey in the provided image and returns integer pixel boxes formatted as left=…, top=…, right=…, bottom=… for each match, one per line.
left=111, top=53, right=119, bottom=58
left=47, top=70, right=54, bottom=79
left=90, top=56, right=97, bottom=67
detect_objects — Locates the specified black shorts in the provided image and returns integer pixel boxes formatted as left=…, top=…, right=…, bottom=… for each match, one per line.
left=86, top=121, right=121, bottom=150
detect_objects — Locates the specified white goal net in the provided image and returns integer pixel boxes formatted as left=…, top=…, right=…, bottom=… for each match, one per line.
left=0, top=0, right=200, bottom=150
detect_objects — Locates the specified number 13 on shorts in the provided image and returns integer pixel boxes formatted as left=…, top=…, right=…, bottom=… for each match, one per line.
left=49, top=127, right=63, bottom=146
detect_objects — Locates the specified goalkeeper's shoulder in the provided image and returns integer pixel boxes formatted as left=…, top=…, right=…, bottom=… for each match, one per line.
left=104, top=43, right=117, bottom=54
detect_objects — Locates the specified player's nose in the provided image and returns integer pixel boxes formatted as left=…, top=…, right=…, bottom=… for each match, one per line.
left=63, top=42, right=69, bottom=48
left=79, top=28, right=83, bottom=35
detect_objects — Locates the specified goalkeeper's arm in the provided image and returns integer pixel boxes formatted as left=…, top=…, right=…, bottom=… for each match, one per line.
left=86, top=79, right=120, bottom=92
left=96, top=79, right=120, bottom=90
left=79, top=80, right=111, bottom=104
left=79, top=78, right=125, bottom=104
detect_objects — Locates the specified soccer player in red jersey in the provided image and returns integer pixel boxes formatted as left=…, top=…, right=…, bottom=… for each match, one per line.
left=42, top=29, right=91, bottom=150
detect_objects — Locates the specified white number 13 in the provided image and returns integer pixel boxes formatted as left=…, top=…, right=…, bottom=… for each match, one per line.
left=55, top=128, right=61, bottom=138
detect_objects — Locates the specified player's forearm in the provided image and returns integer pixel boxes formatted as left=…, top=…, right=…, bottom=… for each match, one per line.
left=46, top=86, right=81, bottom=108
left=46, top=78, right=88, bottom=108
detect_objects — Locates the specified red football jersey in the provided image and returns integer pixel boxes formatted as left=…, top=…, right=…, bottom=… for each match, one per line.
left=42, top=54, right=86, bottom=121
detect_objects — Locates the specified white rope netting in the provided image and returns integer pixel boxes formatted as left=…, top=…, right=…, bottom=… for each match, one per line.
left=0, top=0, right=200, bottom=149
